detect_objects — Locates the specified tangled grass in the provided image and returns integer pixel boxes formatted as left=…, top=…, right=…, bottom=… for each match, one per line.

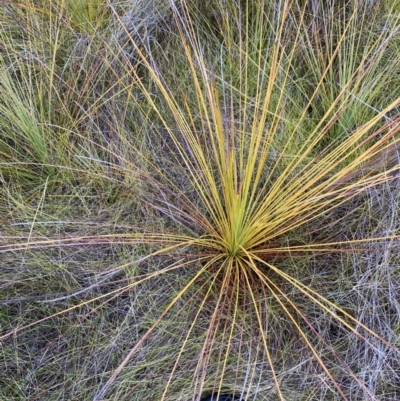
left=1, top=1, right=400, bottom=400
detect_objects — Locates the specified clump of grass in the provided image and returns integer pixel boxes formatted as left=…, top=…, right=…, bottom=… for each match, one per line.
left=1, top=1, right=400, bottom=400
left=65, top=0, right=110, bottom=33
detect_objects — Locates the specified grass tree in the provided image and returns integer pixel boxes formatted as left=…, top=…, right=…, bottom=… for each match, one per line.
left=1, top=1, right=400, bottom=400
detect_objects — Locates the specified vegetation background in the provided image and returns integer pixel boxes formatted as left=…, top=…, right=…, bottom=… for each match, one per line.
left=1, top=0, right=400, bottom=400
